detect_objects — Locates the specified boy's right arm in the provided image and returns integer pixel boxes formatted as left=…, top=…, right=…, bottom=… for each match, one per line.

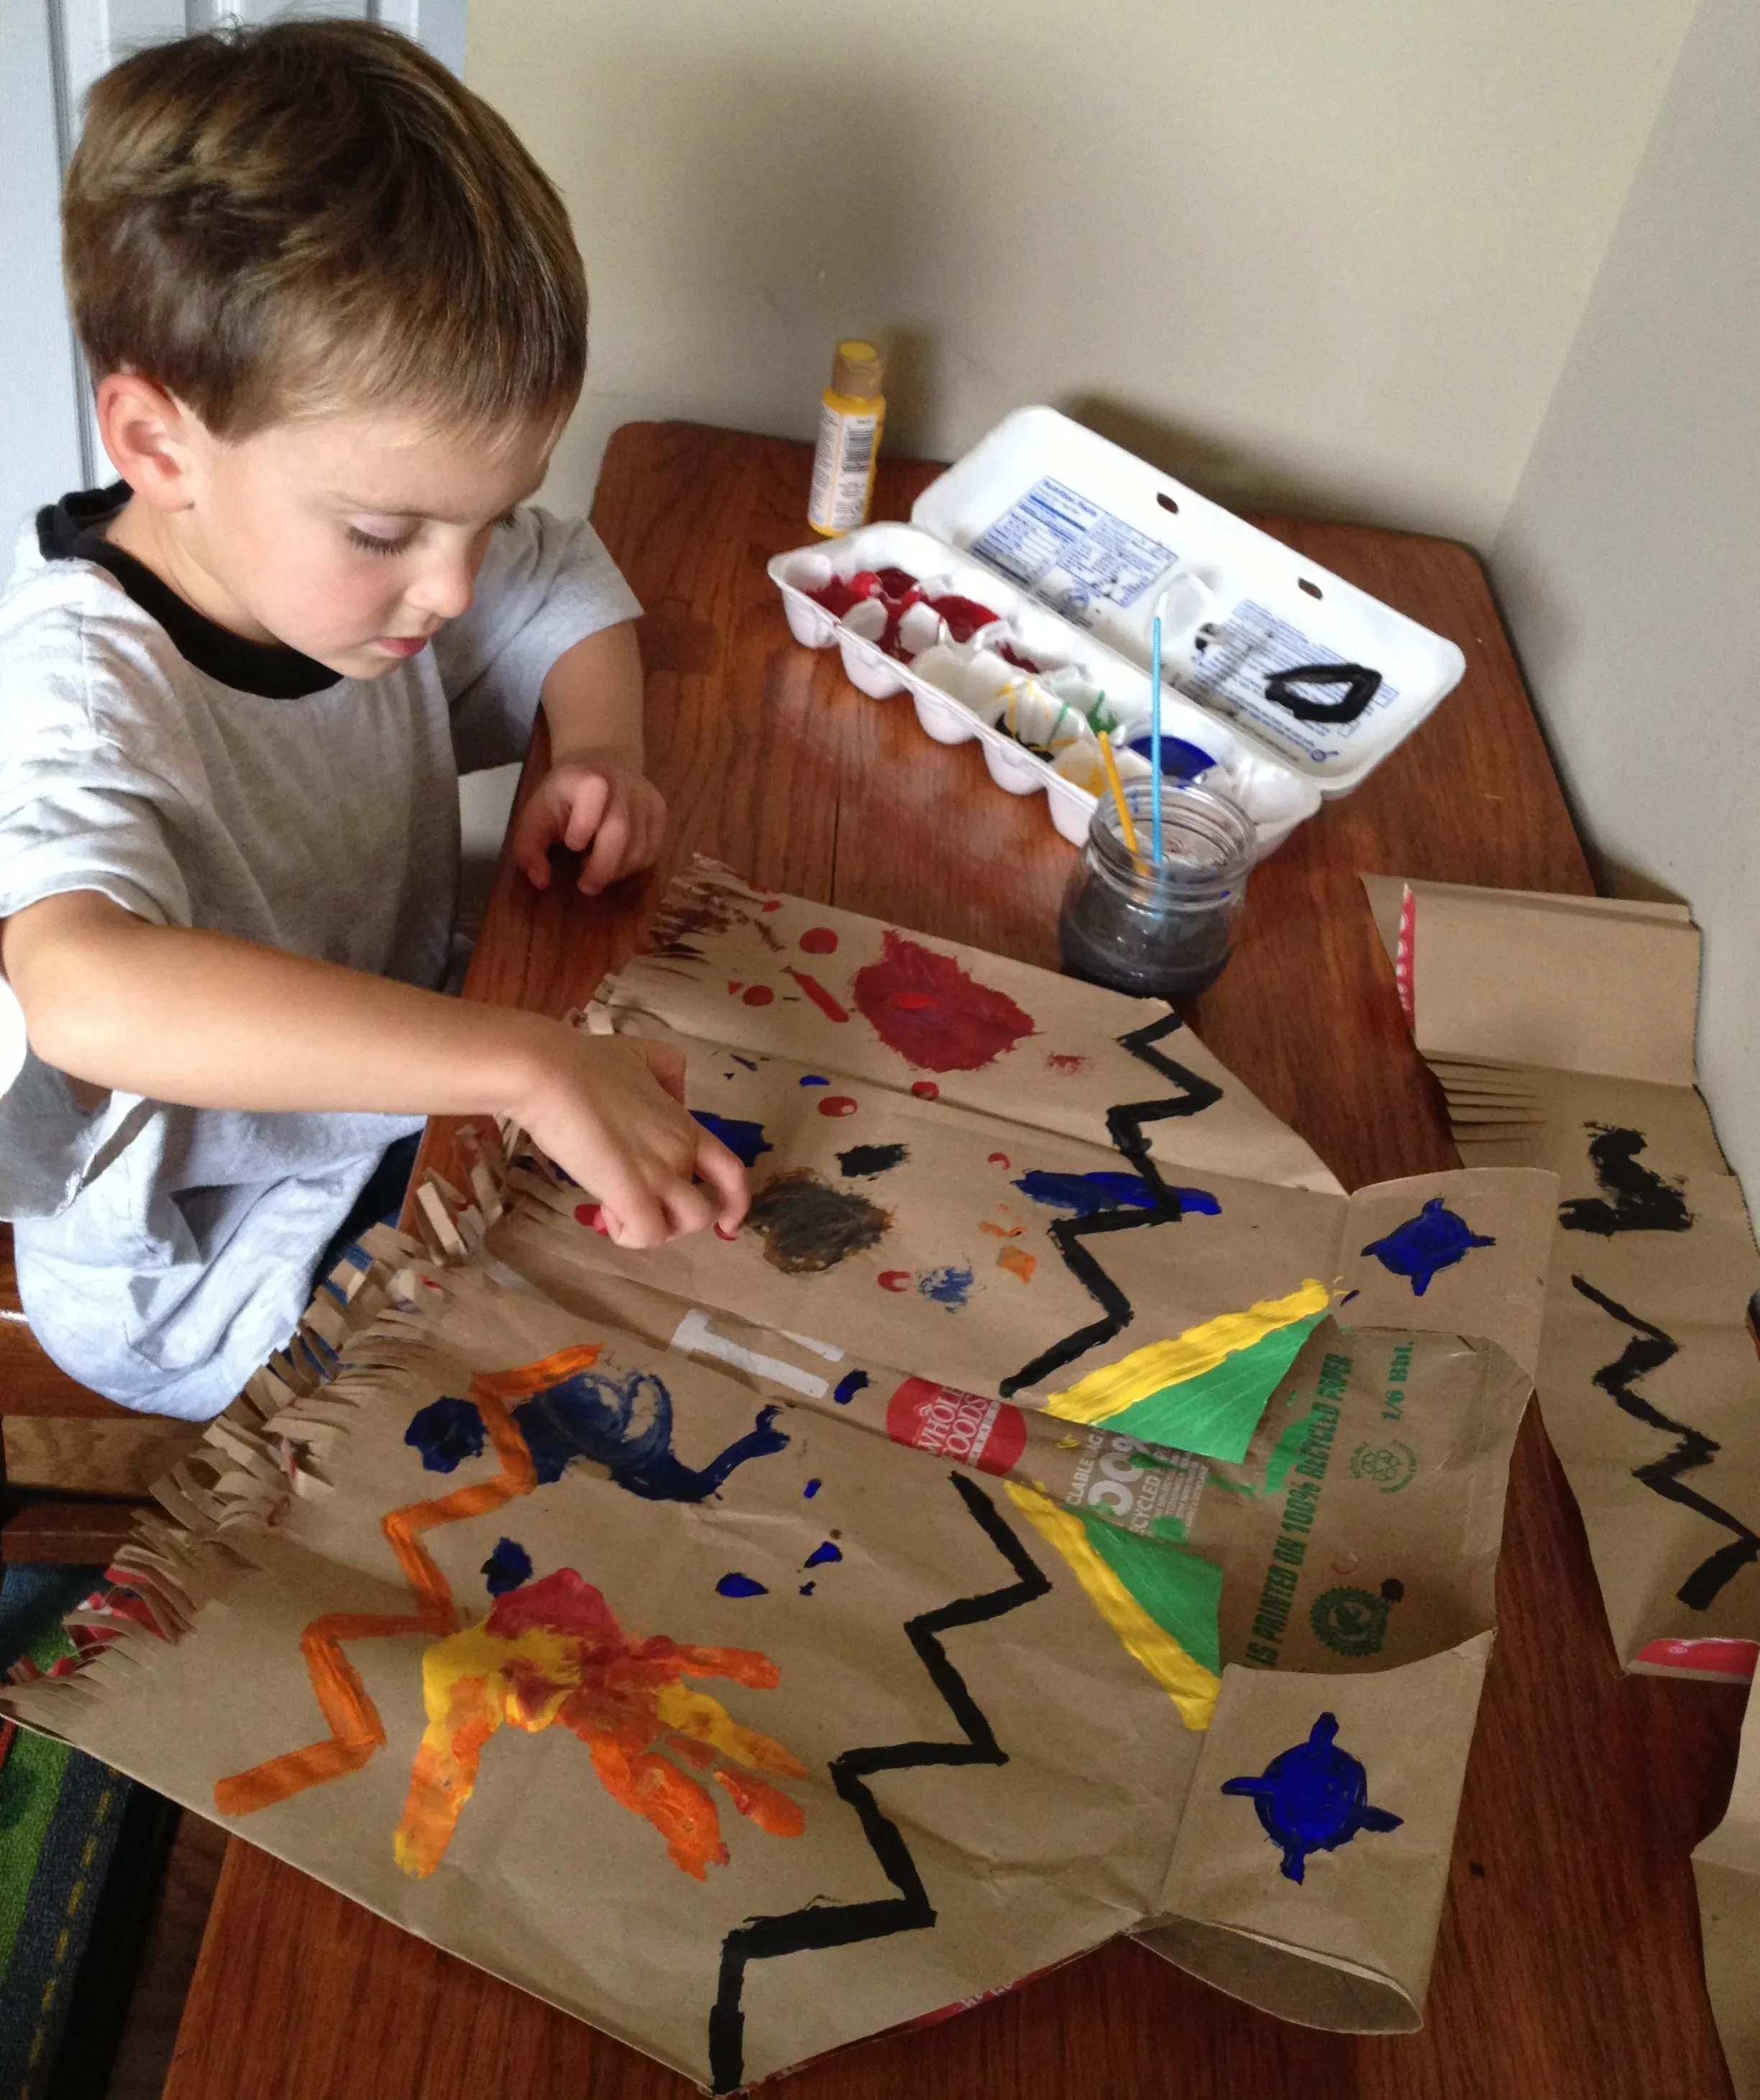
left=1, top=890, right=747, bottom=1247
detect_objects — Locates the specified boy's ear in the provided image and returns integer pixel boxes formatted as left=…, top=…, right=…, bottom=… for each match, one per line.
left=95, top=373, right=201, bottom=510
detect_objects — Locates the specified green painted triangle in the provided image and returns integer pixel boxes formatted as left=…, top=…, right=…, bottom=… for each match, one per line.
left=1101, top=1309, right=1329, bottom=1463
left=1076, top=1510, right=1224, bottom=1677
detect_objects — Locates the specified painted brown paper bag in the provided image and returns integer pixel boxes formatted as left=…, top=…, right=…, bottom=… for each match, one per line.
left=1362, top=875, right=1760, bottom=1675
left=2, top=869, right=1558, bottom=2080
left=4, top=1244, right=1206, bottom=2092
left=1140, top=1631, right=1494, bottom=2031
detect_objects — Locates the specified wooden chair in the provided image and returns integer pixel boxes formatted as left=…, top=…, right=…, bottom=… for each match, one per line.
left=0, top=1219, right=198, bottom=1562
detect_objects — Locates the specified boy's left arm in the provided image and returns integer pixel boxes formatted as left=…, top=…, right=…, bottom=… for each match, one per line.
left=508, top=620, right=666, bottom=897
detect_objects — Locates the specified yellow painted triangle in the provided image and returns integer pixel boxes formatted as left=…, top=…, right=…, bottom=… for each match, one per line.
left=1005, top=1481, right=1219, bottom=1730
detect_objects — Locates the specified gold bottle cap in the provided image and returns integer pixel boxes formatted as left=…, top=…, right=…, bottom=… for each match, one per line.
left=830, top=339, right=885, bottom=401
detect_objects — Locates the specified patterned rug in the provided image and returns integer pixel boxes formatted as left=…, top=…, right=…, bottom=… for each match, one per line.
left=0, top=1564, right=178, bottom=2100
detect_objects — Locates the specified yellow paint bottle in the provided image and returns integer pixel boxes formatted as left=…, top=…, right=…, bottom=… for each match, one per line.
left=806, top=339, right=886, bottom=536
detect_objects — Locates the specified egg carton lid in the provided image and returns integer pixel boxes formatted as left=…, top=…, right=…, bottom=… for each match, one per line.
left=911, top=406, right=1466, bottom=797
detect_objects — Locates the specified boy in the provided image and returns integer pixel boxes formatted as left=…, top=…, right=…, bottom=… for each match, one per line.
left=0, top=21, right=747, bottom=1422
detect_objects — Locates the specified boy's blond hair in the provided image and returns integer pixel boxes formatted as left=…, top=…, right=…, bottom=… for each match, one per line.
left=63, top=19, right=586, bottom=442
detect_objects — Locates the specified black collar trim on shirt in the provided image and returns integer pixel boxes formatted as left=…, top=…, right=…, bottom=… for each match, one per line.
left=36, top=483, right=344, bottom=700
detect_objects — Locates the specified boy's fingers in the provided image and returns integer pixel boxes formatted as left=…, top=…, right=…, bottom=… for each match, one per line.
left=508, top=792, right=559, bottom=888
left=631, top=1039, right=688, bottom=1103
left=562, top=774, right=611, bottom=853
left=636, top=797, right=667, bottom=872
left=660, top=1180, right=715, bottom=1239
left=579, top=808, right=631, bottom=894
left=598, top=1170, right=668, bottom=1250
left=693, top=1133, right=751, bottom=1232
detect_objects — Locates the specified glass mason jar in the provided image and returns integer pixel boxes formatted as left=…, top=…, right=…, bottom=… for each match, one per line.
left=1058, top=776, right=1257, bottom=999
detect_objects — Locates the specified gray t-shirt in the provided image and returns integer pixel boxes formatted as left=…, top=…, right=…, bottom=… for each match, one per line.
left=0, top=489, right=639, bottom=1419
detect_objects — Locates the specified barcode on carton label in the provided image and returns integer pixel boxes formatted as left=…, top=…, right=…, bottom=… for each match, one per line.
left=971, top=477, right=1175, bottom=626
left=1183, top=599, right=1400, bottom=765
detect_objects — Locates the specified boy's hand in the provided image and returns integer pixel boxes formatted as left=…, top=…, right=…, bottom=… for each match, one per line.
left=511, top=752, right=666, bottom=897
left=518, top=1031, right=748, bottom=1248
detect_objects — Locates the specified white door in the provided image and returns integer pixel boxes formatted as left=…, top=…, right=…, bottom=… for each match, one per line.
left=0, top=1, right=467, bottom=546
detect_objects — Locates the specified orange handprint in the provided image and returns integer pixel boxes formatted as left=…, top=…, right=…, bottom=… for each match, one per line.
left=395, top=1567, right=807, bottom=1880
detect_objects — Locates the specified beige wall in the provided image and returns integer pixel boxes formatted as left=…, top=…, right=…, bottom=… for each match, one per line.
left=1493, top=0, right=1760, bottom=1195
left=467, top=0, right=1693, bottom=546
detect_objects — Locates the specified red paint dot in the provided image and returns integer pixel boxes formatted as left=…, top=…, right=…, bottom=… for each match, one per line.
left=728, top=981, right=743, bottom=994
left=894, top=991, right=935, bottom=1012
left=878, top=1271, right=912, bottom=1293
left=817, top=1095, right=858, bottom=1117
left=799, top=927, right=838, bottom=955
left=988, top=1152, right=1010, bottom=1168
left=574, top=1203, right=608, bottom=1236
left=911, top=1081, right=940, bottom=1099
left=761, top=899, right=783, bottom=912
left=743, top=985, right=775, bottom=1006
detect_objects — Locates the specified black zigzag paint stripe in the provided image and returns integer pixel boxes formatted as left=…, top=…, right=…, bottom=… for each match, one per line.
left=705, top=1471, right=1053, bottom=2094
left=1571, top=1275, right=1760, bottom=1610
left=999, top=1014, right=1224, bottom=1397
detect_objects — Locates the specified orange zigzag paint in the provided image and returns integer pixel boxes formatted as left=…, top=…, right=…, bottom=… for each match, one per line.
left=213, top=1345, right=601, bottom=1819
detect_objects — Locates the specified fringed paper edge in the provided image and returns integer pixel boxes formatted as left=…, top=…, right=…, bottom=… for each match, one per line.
left=4, top=1124, right=512, bottom=1697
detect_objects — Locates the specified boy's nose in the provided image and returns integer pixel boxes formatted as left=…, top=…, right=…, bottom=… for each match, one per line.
left=405, top=554, right=476, bottom=622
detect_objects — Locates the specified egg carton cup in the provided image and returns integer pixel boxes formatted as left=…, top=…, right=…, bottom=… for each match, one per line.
left=770, top=523, right=1321, bottom=854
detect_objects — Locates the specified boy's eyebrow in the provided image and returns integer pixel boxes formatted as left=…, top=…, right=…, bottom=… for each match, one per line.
left=331, top=481, right=546, bottom=523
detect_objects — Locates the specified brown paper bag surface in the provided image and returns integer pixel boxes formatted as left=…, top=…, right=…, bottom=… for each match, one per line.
left=2, top=874, right=1559, bottom=2074
left=1408, top=884, right=1700, bottom=1086
left=601, top=860, right=1342, bottom=1193
left=1140, top=1631, right=1494, bottom=2031
left=5, top=1259, right=1201, bottom=2091
left=1366, top=876, right=1760, bottom=1669
left=492, top=1178, right=1535, bottom=1684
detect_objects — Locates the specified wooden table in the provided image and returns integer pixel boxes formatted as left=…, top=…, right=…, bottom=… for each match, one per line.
left=164, top=424, right=1743, bottom=2100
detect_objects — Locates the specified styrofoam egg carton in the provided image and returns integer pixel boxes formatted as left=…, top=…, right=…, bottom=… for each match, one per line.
left=771, top=407, right=1469, bottom=856
left=915, top=408, right=1467, bottom=792
left=770, top=523, right=1320, bottom=853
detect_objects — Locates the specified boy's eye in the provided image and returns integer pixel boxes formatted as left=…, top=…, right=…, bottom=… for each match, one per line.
left=347, top=524, right=418, bottom=557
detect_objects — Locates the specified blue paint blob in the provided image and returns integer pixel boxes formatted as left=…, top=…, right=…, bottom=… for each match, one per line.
left=1361, top=1197, right=1495, bottom=1296
left=716, top=1572, right=769, bottom=1599
left=481, top=1537, right=533, bottom=1596
left=513, top=1365, right=789, bottom=1502
left=833, top=1370, right=870, bottom=1406
left=690, top=1111, right=774, bottom=1167
left=1013, top=1170, right=1221, bottom=1219
left=1127, top=731, right=1216, bottom=781
left=803, top=1541, right=843, bottom=1569
left=799, top=1075, right=830, bottom=1087
left=404, top=1395, right=487, bottom=1474
left=799, top=1582, right=816, bottom=1596
left=919, top=1265, right=974, bottom=1309
left=1221, top=1712, right=1403, bottom=1883
left=803, top=1478, right=822, bottom=1498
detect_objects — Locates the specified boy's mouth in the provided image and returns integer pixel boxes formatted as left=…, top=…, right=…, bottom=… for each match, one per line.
left=373, top=634, right=431, bottom=659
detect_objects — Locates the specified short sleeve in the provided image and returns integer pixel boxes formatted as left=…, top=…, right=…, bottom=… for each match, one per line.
left=0, top=600, right=193, bottom=932
left=434, top=506, right=643, bottom=774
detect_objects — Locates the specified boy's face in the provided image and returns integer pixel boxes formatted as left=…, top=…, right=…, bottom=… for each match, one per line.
left=152, top=405, right=559, bottom=679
